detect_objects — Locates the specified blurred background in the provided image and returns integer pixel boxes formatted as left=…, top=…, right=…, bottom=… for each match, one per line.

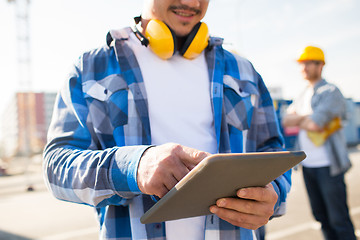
left=0, top=0, right=359, bottom=239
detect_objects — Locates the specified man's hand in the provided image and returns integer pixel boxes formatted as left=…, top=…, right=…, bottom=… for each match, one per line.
left=299, top=117, right=322, bottom=132
left=282, top=113, right=322, bottom=132
left=282, top=113, right=305, bottom=127
left=209, top=183, right=278, bottom=230
left=137, top=143, right=210, bottom=198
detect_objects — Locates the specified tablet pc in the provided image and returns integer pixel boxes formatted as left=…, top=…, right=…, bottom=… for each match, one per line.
left=140, top=151, right=305, bottom=224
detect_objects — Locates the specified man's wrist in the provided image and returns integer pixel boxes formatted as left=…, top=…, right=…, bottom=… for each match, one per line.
left=111, top=145, right=153, bottom=194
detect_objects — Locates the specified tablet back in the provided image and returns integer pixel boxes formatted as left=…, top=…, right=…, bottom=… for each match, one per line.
left=140, top=151, right=305, bottom=224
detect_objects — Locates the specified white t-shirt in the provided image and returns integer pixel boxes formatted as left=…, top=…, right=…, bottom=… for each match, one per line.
left=289, top=85, right=331, bottom=168
left=128, top=33, right=217, bottom=240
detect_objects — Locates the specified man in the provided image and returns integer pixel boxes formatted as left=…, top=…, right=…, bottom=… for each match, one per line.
left=43, top=0, right=291, bottom=239
left=282, top=46, right=356, bottom=240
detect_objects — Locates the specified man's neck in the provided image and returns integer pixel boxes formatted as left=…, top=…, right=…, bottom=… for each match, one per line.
left=307, top=77, right=322, bottom=87
left=176, top=36, right=188, bottom=51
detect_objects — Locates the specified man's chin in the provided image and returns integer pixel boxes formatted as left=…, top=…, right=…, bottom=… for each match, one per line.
left=173, top=25, right=194, bottom=37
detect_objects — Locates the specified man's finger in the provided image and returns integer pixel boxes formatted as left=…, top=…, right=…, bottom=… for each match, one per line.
left=210, top=206, right=269, bottom=230
left=172, top=162, right=190, bottom=182
left=237, top=184, right=276, bottom=202
left=163, top=174, right=179, bottom=192
left=174, top=145, right=210, bottom=168
left=214, top=197, right=273, bottom=216
left=155, top=185, right=169, bottom=198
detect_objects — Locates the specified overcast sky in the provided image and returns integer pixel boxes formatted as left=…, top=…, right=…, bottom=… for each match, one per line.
left=1, top=0, right=359, bottom=118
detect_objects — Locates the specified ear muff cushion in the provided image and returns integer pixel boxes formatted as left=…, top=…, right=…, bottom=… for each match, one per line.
left=182, top=22, right=209, bottom=59
left=145, top=19, right=176, bottom=60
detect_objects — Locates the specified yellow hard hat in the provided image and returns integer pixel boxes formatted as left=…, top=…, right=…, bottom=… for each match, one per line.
left=297, top=46, right=325, bottom=64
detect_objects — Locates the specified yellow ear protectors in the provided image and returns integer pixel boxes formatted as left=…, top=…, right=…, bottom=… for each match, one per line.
left=144, top=19, right=177, bottom=60
left=180, top=21, right=209, bottom=59
left=132, top=17, right=209, bottom=60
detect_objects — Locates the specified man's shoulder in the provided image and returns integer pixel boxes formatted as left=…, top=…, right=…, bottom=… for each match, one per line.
left=75, top=28, right=131, bottom=82
left=82, top=45, right=113, bottom=61
left=76, top=45, right=116, bottom=80
left=222, top=49, right=252, bottom=65
left=221, top=49, right=258, bottom=82
left=315, top=80, right=342, bottom=96
left=81, top=27, right=131, bottom=62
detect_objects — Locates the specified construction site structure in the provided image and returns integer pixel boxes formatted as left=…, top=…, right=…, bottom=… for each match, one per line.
left=7, top=0, right=32, bottom=90
left=1, top=92, right=57, bottom=159
left=3, top=0, right=33, bottom=162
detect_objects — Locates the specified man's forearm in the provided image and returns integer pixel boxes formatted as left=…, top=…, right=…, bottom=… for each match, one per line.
left=299, top=117, right=322, bottom=132
left=43, top=144, right=149, bottom=208
left=282, top=113, right=305, bottom=127
left=283, top=113, right=322, bottom=132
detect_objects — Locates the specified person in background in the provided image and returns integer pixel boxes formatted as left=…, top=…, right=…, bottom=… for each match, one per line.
left=282, top=46, right=356, bottom=240
left=43, top=0, right=291, bottom=239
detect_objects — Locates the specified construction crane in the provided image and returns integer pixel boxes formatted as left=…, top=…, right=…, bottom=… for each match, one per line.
left=6, top=0, right=34, bottom=191
left=7, top=0, right=32, bottom=90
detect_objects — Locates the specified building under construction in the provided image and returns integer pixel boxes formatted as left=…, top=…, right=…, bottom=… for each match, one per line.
left=1, top=92, right=56, bottom=158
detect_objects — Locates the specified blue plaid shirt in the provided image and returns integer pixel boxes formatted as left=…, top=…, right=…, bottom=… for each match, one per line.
left=43, top=27, right=291, bottom=240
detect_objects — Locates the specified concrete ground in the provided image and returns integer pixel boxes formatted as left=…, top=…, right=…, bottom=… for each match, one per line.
left=0, top=146, right=359, bottom=240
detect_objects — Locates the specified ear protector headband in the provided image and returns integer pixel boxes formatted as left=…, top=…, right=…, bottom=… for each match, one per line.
left=132, top=17, right=209, bottom=60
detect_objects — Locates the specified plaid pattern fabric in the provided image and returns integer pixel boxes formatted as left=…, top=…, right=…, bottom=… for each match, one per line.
left=43, top=27, right=291, bottom=240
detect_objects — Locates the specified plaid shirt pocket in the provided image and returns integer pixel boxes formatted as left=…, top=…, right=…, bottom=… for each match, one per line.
left=83, top=74, right=129, bottom=145
left=223, top=75, right=259, bottom=131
